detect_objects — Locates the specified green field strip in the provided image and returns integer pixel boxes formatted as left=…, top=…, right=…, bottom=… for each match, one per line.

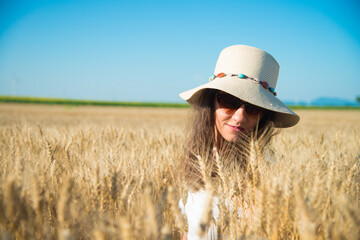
left=0, top=95, right=358, bottom=110
left=0, top=96, right=189, bottom=108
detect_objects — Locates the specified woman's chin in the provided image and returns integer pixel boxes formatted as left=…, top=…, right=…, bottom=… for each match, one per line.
left=223, top=132, right=248, bottom=142
left=223, top=135, right=241, bottom=142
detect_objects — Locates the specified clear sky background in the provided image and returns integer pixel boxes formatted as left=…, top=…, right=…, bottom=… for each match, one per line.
left=0, top=0, right=359, bottom=103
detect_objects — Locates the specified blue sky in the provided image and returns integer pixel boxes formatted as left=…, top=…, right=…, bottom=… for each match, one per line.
left=0, top=0, right=359, bottom=103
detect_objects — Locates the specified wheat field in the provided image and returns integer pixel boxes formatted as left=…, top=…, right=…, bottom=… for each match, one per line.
left=0, top=103, right=359, bottom=239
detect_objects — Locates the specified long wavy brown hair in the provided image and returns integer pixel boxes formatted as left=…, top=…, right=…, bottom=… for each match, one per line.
left=182, top=89, right=277, bottom=191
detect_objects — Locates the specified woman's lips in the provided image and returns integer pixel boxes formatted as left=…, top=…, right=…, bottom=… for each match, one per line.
left=227, top=124, right=245, bottom=132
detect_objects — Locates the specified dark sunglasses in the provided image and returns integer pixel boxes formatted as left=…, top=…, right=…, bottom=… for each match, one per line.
left=216, top=92, right=263, bottom=115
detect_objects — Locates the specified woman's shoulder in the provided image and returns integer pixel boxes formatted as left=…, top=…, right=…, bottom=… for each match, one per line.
left=178, top=190, right=208, bottom=213
left=178, top=190, right=219, bottom=239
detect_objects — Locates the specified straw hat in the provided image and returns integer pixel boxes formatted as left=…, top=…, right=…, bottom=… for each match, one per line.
left=179, top=45, right=299, bottom=128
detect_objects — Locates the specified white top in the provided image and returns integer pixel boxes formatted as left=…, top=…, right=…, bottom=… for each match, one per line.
left=178, top=190, right=219, bottom=240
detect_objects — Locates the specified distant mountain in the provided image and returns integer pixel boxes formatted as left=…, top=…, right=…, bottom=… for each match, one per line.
left=310, top=97, right=358, bottom=106
left=283, top=97, right=359, bottom=106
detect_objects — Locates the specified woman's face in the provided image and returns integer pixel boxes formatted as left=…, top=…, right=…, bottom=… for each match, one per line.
left=214, top=92, right=264, bottom=142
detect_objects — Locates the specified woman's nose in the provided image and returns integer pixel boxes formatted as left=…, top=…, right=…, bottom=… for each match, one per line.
left=232, top=105, right=246, bottom=122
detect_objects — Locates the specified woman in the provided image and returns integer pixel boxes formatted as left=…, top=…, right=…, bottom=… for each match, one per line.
left=178, top=45, right=299, bottom=239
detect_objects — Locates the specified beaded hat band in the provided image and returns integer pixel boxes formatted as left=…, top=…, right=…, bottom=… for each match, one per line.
left=209, top=72, right=277, bottom=96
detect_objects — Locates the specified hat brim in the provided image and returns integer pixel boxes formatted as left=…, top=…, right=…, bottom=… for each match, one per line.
left=179, top=76, right=299, bottom=128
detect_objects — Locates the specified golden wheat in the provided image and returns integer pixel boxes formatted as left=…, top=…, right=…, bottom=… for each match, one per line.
left=0, top=103, right=359, bottom=239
